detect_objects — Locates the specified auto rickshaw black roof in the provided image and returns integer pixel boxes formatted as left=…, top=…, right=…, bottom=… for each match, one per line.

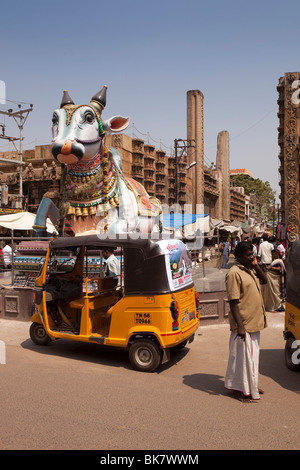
left=50, top=234, right=194, bottom=295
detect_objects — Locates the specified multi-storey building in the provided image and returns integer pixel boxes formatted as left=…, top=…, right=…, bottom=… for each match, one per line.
left=230, top=186, right=246, bottom=222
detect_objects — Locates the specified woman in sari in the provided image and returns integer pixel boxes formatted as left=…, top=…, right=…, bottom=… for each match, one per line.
left=261, top=249, right=286, bottom=312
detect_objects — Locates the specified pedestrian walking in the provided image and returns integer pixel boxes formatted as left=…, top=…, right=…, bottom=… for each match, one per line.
left=216, top=241, right=225, bottom=268
left=261, top=249, right=286, bottom=312
left=222, top=240, right=230, bottom=269
left=258, top=233, right=274, bottom=268
left=224, top=241, right=268, bottom=402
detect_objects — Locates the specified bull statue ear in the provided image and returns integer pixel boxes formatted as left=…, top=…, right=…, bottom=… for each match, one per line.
left=102, top=116, right=130, bottom=133
left=90, top=85, right=107, bottom=113
left=60, top=90, right=75, bottom=108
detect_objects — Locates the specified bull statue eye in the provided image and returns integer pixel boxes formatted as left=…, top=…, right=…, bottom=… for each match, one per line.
left=52, top=114, right=58, bottom=125
left=85, top=112, right=94, bottom=123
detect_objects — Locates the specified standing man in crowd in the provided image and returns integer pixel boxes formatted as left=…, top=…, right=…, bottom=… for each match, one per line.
left=258, top=233, right=274, bottom=268
left=275, top=239, right=286, bottom=260
left=222, top=240, right=230, bottom=269
left=224, top=241, right=268, bottom=402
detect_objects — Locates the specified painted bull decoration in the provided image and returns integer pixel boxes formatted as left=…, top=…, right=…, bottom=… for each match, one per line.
left=33, top=86, right=162, bottom=236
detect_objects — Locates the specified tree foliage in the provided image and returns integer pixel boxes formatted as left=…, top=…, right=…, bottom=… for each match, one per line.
left=230, top=174, right=276, bottom=219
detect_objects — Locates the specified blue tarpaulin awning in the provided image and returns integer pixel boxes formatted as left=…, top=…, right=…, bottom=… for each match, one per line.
left=163, top=213, right=209, bottom=230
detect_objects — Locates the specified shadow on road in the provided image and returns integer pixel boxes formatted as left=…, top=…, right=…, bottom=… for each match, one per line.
left=21, top=337, right=190, bottom=373
left=183, top=373, right=226, bottom=396
left=21, top=337, right=131, bottom=369
left=260, top=349, right=300, bottom=394
left=182, top=350, right=300, bottom=397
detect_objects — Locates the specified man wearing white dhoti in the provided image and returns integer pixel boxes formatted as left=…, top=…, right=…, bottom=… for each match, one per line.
left=225, top=241, right=268, bottom=402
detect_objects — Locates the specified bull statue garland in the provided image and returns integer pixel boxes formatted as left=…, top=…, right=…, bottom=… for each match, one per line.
left=33, top=86, right=163, bottom=237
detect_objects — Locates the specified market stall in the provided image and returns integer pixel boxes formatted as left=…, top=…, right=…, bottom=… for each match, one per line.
left=0, top=212, right=57, bottom=286
left=163, top=212, right=209, bottom=238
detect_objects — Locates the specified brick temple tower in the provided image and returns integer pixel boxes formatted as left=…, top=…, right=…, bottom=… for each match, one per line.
left=215, top=130, right=230, bottom=222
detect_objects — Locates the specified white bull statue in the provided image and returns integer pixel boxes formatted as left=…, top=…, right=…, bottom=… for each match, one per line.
left=33, top=86, right=163, bottom=236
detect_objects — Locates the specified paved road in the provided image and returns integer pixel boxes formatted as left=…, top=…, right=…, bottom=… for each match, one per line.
left=0, top=311, right=299, bottom=451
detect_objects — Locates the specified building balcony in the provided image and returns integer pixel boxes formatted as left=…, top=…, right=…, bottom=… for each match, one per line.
left=132, top=138, right=144, bottom=153
left=167, top=157, right=175, bottom=168
left=132, top=166, right=143, bottom=178
left=144, top=170, right=155, bottom=182
left=144, top=144, right=155, bottom=159
left=156, top=163, right=165, bottom=172
left=132, top=153, right=144, bottom=166
left=156, top=151, right=166, bottom=163
left=205, top=183, right=219, bottom=197
left=144, top=156, right=155, bottom=165
left=155, top=186, right=166, bottom=196
left=144, top=162, right=155, bottom=169
left=144, top=182, right=155, bottom=195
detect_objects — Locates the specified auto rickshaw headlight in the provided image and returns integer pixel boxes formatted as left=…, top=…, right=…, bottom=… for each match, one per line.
left=170, top=300, right=179, bottom=320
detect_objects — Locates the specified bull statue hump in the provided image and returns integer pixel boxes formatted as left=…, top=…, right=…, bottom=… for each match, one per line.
left=33, top=86, right=163, bottom=237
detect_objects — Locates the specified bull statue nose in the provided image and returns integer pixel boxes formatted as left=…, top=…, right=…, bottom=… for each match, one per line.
left=52, top=139, right=84, bottom=164
left=61, top=139, right=74, bottom=155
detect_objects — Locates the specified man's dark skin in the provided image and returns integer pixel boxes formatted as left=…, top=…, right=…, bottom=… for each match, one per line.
left=229, top=248, right=267, bottom=341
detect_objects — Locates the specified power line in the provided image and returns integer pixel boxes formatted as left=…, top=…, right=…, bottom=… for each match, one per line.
left=130, top=123, right=173, bottom=154
left=0, top=97, right=34, bottom=107
left=204, top=107, right=276, bottom=151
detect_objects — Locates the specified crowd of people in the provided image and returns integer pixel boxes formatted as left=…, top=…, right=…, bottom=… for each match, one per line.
left=218, top=232, right=287, bottom=313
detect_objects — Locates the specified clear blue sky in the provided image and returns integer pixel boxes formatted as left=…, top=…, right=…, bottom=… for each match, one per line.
left=1, top=0, right=299, bottom=199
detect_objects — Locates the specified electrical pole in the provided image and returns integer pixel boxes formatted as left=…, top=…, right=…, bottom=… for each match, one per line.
left=0, top=104, right=33, bottom=204
left=174, top=138, right=195, bottom=206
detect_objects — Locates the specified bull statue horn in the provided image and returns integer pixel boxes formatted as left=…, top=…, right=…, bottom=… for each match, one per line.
left=60, top=90, right=75, bottom=108
left=90, top=85, right=107, bottom=113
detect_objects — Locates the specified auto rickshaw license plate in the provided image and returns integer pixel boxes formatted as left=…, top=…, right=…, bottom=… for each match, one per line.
left=134, top=312, right=152, bottom=325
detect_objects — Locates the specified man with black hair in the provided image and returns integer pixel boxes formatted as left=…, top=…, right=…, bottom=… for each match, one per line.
left=258, top=233, right=274, bottom=268
left=102, top=248, right=120, bottom=278
left=224, top=241, right=268, bottom=402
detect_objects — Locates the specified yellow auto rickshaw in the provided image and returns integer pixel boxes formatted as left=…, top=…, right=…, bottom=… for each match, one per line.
left=284, top=240, right=300, bottom=371
left=30, top=235, right=200, bottom=372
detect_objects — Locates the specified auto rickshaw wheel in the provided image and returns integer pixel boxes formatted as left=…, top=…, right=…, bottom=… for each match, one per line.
left=285, top=337, right=300, bottom=371
left=129, top=339, right=162, bottom=372
left=30, top=322, right=52, bottom=346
